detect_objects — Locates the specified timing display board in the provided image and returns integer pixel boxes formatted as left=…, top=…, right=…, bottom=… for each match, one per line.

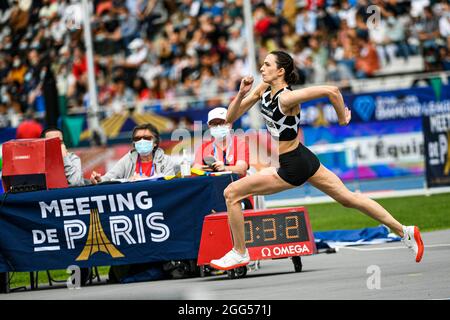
left=197, top=207, right=316, bottom=265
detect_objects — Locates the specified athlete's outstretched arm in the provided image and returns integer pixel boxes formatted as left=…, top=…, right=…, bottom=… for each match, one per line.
left=279, top=85, right=351, bottom=125
left=226, top=77, right=269, bottom=123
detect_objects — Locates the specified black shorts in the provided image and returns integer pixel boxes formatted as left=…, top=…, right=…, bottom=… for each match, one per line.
left=277, top=143, right=321, bottom=186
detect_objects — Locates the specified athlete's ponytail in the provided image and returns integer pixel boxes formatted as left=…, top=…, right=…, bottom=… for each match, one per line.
left=285, top=69, right=299, bottom=85
left=270, top=50, right=299, bottom=85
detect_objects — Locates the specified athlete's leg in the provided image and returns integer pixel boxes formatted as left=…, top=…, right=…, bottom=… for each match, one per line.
left=307, top=164, right=404, bottom=237
left=224, top=167, right=295, bottom=254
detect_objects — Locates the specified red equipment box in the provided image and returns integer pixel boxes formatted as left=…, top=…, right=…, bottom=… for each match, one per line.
left=1, top=137, right=68, bottom=192
left=197, top=207, right=316, bottom=266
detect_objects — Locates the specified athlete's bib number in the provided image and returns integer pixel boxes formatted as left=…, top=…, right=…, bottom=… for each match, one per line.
left=265, top=120, right=279, bottom=137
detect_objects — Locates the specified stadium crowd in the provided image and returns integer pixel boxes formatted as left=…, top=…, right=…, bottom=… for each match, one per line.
left=0, top=0, right=449, bottom=125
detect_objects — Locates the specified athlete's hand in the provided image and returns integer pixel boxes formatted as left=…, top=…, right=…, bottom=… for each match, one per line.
left=339, top=106, right=351, bottom=126
left=238, top=76, right=254, bottom=97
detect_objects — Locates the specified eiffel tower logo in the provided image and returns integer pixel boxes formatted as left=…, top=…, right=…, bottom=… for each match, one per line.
left=76, top=208, right=124, bottom=261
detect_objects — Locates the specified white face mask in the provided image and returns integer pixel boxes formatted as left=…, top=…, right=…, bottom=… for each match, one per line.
left=134, top=139, right=154, bottom=156
left=210, top=125, right=230, bottom=140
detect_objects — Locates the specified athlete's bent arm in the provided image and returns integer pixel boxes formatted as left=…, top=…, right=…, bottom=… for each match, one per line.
left=279, top=85, right=351, bottom=125
left=226, top=77, right=269, bottom=123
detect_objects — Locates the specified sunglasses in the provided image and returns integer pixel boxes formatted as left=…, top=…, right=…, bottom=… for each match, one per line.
left=132, top=136, right=154, bottom=142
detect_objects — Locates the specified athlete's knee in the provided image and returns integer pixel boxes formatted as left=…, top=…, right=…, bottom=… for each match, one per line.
left=224, top=183, right=240, bottom=204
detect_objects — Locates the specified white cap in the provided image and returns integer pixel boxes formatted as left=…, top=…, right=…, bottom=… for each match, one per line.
left=128, top=38, right=144, bottom=50
left=207, top=107, right=227, bottom=124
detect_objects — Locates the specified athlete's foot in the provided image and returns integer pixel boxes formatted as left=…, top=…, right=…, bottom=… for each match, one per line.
left=210, top=248, right=250, bottom=271
left=402, top=226, right=424, bottom=263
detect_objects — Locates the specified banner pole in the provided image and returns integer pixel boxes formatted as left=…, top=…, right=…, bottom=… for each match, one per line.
left=81, top=0, right=106, bottom=145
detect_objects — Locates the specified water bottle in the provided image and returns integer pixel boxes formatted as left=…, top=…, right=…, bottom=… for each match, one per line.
left=180, top=148, right=191, bottom=177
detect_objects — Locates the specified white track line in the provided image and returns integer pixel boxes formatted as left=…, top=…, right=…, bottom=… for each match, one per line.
left=337, top=244, right=450, bottom=251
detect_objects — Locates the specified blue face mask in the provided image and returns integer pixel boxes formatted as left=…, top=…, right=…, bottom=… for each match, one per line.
left=135, top=139, right=154, bottom=156
left=210, top=125, right=230, bottom=140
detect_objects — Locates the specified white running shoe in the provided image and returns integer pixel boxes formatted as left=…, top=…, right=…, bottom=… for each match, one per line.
left=402, top=225, right=424, bottom=263
left=210, top=248, right=250, bottom=271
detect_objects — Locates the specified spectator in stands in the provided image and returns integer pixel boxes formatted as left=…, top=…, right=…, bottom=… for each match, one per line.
left=295, top=5, right=317, bottom=36
left=355, top=34, right=380, bottom=78
left=281, top=23, right=299, bottom=52
left=338, top=0, right=357, bottom=28
left=328, top=36, right=355, bottom=82
left=254, top=5, right=272, bottom=38
left=132, top=76, right=151, bottom=102
left=121, top=38, right=148, bottom=69
left=418, top=6, right=441, bottom=49
left=197, top=66, right=219, bottom=104
left=0, top=54, right=9, bottom=81
left=6, top=56, right=27, bottom=85
left=439, top=2, right=450, bottom=39
left=385, top=15, right=410, bottom=63
left=439, top=46, right=450, bottom=72
left=42, top=127, right=84, bottom=186
left=227, top=25, right=246, bottom=58
left=138, top=0, right=169, bottom=40
left=423, top=45, right=442, bottom=72
left=148, top=76, right=166, bottom=100
left=368, top=15, right=390, bottom=66
left=309, top=36, right=328, bottom=83
left=90, top=123, right=175, bottom=184
left=110, top=75, right=136, bottom=113
left=9, top=0, right=30, bottom=38
left=116, top=7, right=139, bottom=49
left=72, top=46, right=88, bottom=85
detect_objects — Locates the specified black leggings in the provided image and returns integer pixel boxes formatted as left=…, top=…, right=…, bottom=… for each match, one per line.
left=277, top=143, right=321, bottom=186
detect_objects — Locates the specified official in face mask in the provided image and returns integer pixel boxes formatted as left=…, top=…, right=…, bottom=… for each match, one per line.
left=90, top=123, right=175, bottom=184
left=193, top=107, right=249, bottom=177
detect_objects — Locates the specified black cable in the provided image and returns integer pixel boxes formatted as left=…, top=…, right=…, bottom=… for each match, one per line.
left=0, top=189, right=10, bottom=213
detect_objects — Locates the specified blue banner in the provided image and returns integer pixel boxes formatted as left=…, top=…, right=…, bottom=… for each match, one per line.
left=422, top=112, right=450, bottom=187
left=152, top=84, right=450, bottom=128
left=299, top=84, right=450, bottom=126
left=1, top=128, right=16, bottom=194
left=0, top=175, right=233, bottom=272
left=304, top=118, right=425, bottom=180
left=0, top=128, right=16, bottom=143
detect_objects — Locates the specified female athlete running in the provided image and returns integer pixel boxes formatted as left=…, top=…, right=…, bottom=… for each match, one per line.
left=210, top=51, right=424, bottom=270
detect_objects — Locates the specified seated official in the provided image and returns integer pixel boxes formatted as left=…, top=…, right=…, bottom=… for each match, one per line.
left=193, top=107, right=249, bottom=178
left=42, top=127, right=84, bottom=187
left=90, top=123, right=175, bottom=184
